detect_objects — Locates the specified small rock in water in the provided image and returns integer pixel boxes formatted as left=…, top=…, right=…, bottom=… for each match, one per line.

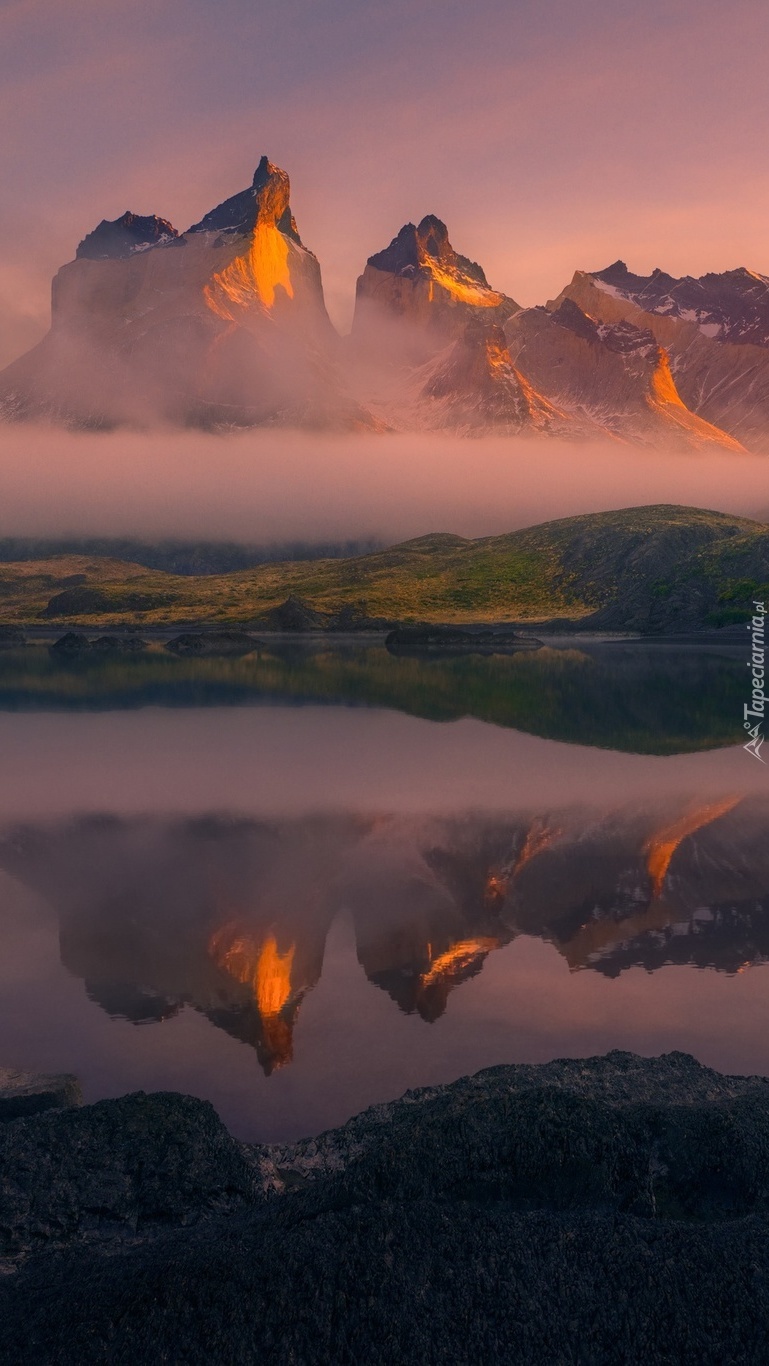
left=50, top=633, right=146, bottom=654
left=0, top=1067, right=81, bottom=1121
left=49, top=632, right=92, bottom=654
left=165, top=631, right=261, bottom=656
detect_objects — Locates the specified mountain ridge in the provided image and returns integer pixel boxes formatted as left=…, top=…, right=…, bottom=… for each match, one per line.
left=0, top=155, right=766, bottom=448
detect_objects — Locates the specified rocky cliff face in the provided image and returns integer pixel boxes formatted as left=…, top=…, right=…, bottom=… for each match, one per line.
left=1, top=161, right=768, bottom=446
left=416, top=322, right=574, bottom=435
left=352, top=215, right=519, bottom=356
left=506, top=299, right=745, bottom=451
left=550, top=262, right=769, bottom=451
left=0, top=157, right=364, bottom=429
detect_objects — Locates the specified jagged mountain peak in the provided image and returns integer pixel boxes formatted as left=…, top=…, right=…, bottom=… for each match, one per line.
left=76, top=211, right=179, bottom=261
left=584, top=260, right=769, bottom=348
left=353, top=216, right=519, bottom=353
left=187, top=155, right=301, bottom=244
left=367, top=215, right=491, bottom=291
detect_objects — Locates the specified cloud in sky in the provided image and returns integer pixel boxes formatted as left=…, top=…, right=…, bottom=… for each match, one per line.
left=1, top=0, right=769, bottom=364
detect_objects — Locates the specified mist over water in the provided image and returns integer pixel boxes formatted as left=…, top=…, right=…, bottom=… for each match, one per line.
left=0, top=425, right=766, bottom=544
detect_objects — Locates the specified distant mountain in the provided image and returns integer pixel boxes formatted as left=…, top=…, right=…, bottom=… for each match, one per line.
left=0, top=157, right=765, bottom=448
left=550, top=261, right=769, bottom=451
left=352, top=215, right=519, bottom=349
left=0, top=157, right=366, bottom=429
left=506, top=300, right=745, bottom=451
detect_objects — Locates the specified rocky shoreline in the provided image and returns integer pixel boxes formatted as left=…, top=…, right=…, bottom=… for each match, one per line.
left=3, top=1051, right=769, bottom=1362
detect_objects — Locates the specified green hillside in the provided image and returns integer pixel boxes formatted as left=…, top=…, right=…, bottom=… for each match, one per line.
left=0, top=505, right=766, bottom=633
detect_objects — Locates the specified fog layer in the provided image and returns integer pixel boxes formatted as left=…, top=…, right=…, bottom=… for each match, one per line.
left=0, top=427, right=766, bottom=544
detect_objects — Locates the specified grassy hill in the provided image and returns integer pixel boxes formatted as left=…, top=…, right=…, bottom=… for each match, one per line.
left=0, top=505, right=766, bottom=633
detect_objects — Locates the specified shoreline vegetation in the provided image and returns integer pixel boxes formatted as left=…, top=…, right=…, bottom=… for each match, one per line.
left=0, top=504, right=765, bottom=636
left=4, top=1052, right=769, bottom=1362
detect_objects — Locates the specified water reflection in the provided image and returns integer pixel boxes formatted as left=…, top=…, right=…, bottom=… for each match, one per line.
left=2, top=796, right=767, bottom=1078
left=0, top=639, right=746, bottom=753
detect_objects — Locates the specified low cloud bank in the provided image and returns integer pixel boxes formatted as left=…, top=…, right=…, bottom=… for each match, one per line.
left=0, top=425, right=766, bottom=546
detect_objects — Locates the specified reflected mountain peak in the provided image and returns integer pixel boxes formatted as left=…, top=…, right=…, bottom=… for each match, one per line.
left=1, top=794, right=767, bottom=1085
left=208, top=923, right=299, bottom=1072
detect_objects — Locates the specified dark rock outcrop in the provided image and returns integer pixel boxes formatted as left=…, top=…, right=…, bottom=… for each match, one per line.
left=76, top=211, right=179, bottom=260
left=0, top=1092, right=268, bottom=1266
left=89, top=635, right=146, bottom=653
left=5, top=1053, right=769, bottom=1363
left=257, top=595, right=331, bottom=631
left=49, top=631, right=92, bottom=654
left=164, top=630, right=262, bottom=656
left=49, top=632, right=146, bottom=654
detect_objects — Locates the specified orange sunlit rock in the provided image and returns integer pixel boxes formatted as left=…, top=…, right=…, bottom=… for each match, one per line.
left=204, top=222, right=294, bottom=319
left=427, top=262, right=503, bottom=308
left=645, top=350, right=745, bottom=451
left=420, top=937, right=499, bottom=989
left=644, top=797, right=741, bottom=898
left=208, top=923, right=295, bottom=1015
left=514, top=818, right=560, bottom=876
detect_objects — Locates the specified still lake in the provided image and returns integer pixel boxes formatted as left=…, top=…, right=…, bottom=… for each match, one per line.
left=0, top=638, right=766, bottom=1141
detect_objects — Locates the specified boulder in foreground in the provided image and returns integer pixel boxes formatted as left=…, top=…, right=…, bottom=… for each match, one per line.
left=165, top=630, right=262, bottom=656
left=5, top=1052, right=769, bottom=1362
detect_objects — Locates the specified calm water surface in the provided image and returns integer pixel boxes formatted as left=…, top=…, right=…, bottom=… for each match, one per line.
left=0, top=640, right=766, bottom=1141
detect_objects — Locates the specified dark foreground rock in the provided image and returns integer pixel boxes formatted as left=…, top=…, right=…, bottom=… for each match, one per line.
left=50, top=632, right=146, bottom=654
left=164, top=630, right=262, bottom=656
left=4, top=1052, right=769, bottom=1363
left=89, top=634, right=146, bottom=653
left=386, top=624, right=543, bottom=654
left=0, top=1092, right=271, bottom=1266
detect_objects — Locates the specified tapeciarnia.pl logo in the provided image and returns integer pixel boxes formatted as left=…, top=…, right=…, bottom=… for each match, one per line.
left=744, top=600, right=766, bottom=762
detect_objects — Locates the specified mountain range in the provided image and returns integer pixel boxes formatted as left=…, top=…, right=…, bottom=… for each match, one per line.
left=2, top=802, right=766, bottom=1073
left=1, top=156, right=768, bottom=449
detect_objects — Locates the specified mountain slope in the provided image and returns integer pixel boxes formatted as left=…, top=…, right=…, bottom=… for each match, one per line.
left=506, top=301, right=744, bottom=451
left=550, top=262, right=769, bottom=451
left=0, top=506, right=766, bottom=633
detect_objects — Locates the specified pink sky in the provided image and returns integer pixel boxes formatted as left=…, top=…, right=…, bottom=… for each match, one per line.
left=2, top=0, right=769, bottom=366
